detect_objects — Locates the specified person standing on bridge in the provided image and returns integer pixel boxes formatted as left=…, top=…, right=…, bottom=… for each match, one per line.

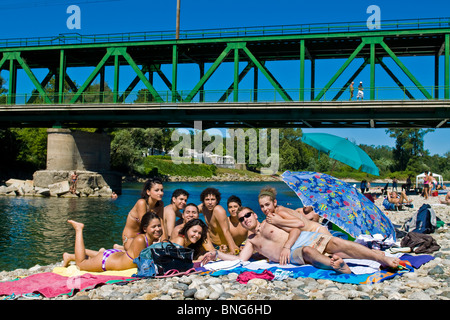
left=356, top=81, right=364, bottom=100
left=349, top=81, right=354, bottom=100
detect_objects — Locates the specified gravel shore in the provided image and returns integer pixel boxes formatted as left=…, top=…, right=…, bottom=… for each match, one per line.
left=1, top=192, right=449, bottom=301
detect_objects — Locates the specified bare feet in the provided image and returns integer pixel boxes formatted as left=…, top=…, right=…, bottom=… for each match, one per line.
left=379, top=256, right=401, bottom=269
left=67, top=219, right=84, bottom=230
left=330, top=254, right=351, bottom=274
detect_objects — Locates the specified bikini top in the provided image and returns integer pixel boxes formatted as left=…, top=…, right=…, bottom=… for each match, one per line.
left=126, top=235, right=150, bottom=260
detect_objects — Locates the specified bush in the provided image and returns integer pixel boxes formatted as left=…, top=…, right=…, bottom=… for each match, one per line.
left=142, top=156, right=217, bottom=177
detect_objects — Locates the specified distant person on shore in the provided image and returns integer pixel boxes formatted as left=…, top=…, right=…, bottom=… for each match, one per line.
left=387, top=190, right=413, bottom=205
left=402, top=176, right=412, bottom=192
left=349, top=81, right=354, bottom=100
left=392, top=177, right=398, bottom=191
left=203, top=207, right=401, bottom=273
left=226, top=195, right=249, bottom=249
left=258, top=187, right=331, bottom=235
left=115, top=178, right=165, bottom=251
left=171, top=218, right=210, bottom=261
left=63, top=211, right=162, bottom=271
left=360, top=180, right=367, bottom=193
left=422, top=171, right=431, bottom=199
left=69, top=171, right=78, bottom=194
left=198, top=187, right=239, bottom=254
left=164, top=189, right=189, bottom=238
left=440, top=191, right=450, bottom=205
left=356, top=81, right=364, bottom=100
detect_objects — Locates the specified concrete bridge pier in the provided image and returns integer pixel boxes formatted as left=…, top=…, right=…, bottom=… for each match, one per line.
left=34, top=128, right=122, bottom=195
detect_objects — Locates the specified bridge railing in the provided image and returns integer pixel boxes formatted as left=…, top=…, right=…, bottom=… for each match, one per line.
left=1, top=86, right=448, bottom=105
left=0, top=17, right=449, bottom=48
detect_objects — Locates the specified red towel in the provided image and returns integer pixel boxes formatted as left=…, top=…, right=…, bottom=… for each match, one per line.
left=236, top=270, right=274, bottom=284
left=0, top=272, right=134, bottom=298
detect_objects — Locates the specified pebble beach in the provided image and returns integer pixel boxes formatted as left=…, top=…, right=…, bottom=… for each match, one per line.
left=1, top=192, right=449, bottom=301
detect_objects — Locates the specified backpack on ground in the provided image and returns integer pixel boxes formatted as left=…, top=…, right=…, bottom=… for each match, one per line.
left=402, top=204, right=438, bottom=234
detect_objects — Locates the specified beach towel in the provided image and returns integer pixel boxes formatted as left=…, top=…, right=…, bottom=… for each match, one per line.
left=202, top=254, right=434, bottom=285
left=0, top=272, right=136, bottom=298
left=236, top=270, right=275, bottom=284
left=52, top=265, right=137, bottom=278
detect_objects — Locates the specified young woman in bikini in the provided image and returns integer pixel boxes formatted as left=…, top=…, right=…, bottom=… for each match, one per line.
left=170, top=218, right=210, bottom=262
left=116, top=178, right=165, bottom=251
left=62, top=211, right=162, bottom=272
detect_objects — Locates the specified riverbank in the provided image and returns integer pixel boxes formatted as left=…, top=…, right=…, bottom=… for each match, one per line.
left=1, top=192, right=448, bottom=301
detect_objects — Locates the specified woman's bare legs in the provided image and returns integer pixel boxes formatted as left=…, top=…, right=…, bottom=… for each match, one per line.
left=62, top=248, right=105, bottom=267
left=67, top=220, right=104, bottom=272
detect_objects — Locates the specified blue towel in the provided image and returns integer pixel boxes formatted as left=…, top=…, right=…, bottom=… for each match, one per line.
left=207, top=254, right=433, bottom=285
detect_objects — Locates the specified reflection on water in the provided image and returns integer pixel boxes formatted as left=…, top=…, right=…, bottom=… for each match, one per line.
left=0, top=181, right=302, bottom=271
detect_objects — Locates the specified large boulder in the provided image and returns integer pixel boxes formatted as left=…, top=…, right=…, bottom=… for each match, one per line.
left=48, top=181, right=71, bottom=196
left=0, top=170, right=120, bottom=198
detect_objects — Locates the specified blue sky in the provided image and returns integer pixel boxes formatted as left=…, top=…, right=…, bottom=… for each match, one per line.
left=0, top=0, right=449, bottom=156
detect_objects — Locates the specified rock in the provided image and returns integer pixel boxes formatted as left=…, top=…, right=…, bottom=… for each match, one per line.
left=194, top=288, right=210, bottom=300
left=48, top=181, right=70, bottom=196
left=326, top=293, right=347, bottom=300
left=183, top=288, right=197, bottom=298
left=408, top=291, right=432, bottom=300
left=428, top=265, right=445, bottom=276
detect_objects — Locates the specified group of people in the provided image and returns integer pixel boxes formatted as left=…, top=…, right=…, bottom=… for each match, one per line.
left=421, top=171, right=441, bottom=200
left=63, top=178, right=401, bottom=275
left=349, top=81, right=364, bottom=101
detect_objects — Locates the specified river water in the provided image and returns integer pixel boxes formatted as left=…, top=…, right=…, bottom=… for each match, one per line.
left=0, top=181, right=302, bottom=272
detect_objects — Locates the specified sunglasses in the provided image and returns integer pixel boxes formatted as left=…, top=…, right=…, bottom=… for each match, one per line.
left=238, top=211, right=254, bottom=222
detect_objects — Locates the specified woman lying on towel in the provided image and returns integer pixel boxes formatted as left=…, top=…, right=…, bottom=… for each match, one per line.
left=62, top=211, right=162, bottom=272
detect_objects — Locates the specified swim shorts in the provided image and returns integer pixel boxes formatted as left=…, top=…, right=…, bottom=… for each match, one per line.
left=289, top=231, right=332, bottom=265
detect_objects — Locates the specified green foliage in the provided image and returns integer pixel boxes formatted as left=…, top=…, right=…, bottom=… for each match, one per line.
left=142, top=156, right=217, bottom=177
left=11, top=128, right=48, bottom=169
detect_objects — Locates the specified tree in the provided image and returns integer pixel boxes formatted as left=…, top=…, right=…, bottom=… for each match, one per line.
left=386, top=128, right=433, bottom=171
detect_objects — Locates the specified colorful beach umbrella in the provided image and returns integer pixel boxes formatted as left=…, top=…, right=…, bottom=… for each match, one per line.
left=302, top=133, right=380, bottom=176
left=281, top=170, right=396, bottom=241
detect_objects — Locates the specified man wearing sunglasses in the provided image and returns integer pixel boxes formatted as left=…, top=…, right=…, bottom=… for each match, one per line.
left=204, top=207, right=401, bottom=274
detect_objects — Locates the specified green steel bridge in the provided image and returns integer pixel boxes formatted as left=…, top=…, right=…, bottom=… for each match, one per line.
left=1, top=17, right=450, bottom=129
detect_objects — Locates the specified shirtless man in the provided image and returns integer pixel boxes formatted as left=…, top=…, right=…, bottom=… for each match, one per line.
left=205, top=207, right=401, bottom=274
left=198, top=188, right=239, bottom=254
left=164, top=189, right=189, bottom=238
left=226, top=195, right=249, bottom=249
left=171, top=203, right=215, bottom=251
left=387, top=190, right=412, bottom=205
left=258, top=187, right=331, bottom=235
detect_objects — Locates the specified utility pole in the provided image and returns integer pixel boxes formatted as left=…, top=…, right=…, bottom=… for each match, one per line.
left=176, top=0, right=181, bottom=39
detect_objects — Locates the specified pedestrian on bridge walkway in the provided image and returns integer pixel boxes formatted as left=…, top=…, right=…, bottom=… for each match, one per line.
left=356, top=81, right=364, bottom=100
left=349, top=82, right=354, bottom=100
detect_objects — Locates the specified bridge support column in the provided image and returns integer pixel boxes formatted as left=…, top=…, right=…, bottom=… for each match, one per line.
left=45, top=128, right=121, bottom=193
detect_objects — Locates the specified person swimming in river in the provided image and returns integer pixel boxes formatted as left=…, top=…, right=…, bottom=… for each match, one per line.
left=63, top=211, right=162, bottom=271
left=115, top=178, right=165, bottom=251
